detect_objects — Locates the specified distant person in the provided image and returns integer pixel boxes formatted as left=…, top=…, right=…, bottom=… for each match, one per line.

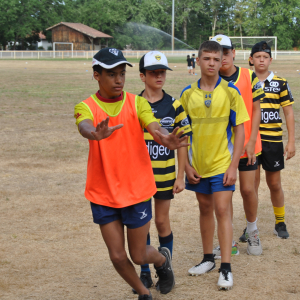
left=74, top=47, right=189, bottom=300
left=135, top=51, right=192, bottom=292
left=211, top=34, right=265, bottom=256
left=187, top=54, right=192, bottom=75
left=192, top=53, right=197, bottom=75
left=181, top=40, right=249, bottom=290
left=250, top=41, right=295, bottom=239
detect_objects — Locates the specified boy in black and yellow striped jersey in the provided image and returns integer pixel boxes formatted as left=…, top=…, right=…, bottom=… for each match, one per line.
left=134, top=51, right=192, bottom=292
left=250, top=41, right=295, bottom=239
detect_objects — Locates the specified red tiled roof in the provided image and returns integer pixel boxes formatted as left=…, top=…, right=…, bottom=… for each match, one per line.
left=46, top=22, right=113, bottom=39
left=39, top=32, right=46, bottom=39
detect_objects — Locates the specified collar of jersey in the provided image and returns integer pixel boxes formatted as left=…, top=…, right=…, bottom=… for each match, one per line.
left=91, top=91, right=126, bottom=117
left=197, top=76, right=221, bottom=90
left=266, top=71, right=274, bottom=82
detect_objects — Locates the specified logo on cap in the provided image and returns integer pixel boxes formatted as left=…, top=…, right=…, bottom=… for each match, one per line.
left=217, top=37, right=222, bottom=42
left=155, top=55, right=161, bottom=61
left=109, top=48, right=119, bottom=56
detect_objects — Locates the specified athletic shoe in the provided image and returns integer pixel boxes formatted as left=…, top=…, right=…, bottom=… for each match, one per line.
left=217, top=269, right=233, bottom=290
left=247, top=229, right=263, bottom=256
left=132, top=272, right=153, bottom=294
left=239, top=227, right=248, bottom=243
left=138, top=292, right=152, bottom=300
left=274, top=222, right=289, bottom=239
left=188, top=260, right=215, bottom=276
left=213, top=242, right=239, bottom=259
left=154, top=247, right=175, bottom=294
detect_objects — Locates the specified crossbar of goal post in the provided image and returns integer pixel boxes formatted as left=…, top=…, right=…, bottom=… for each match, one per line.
left=53, top=42, right=74, bottom=58
left=209, top=36, right=277, bottom=59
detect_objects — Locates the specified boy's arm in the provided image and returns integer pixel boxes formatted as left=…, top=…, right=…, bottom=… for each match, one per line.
left=223, top=123, right=245, bottom=186
left=283, top=105, right=295, bottom=160
left=146, top=122, right=189, bottom=150
left=185, top=151, right=201, bottom=185
left=173, top=147, right=187, bottom=194
left=244, top=100, right=261, bottom=165
left=78, top=117, right=123, bottom=141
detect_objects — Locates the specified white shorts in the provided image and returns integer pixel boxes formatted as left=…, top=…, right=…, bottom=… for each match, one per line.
left=187, top=66, right=193, bottom=70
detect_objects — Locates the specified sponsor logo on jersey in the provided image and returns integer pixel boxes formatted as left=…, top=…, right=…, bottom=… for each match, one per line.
left=75, top=113, right=82, bottom=119
left=264, top=86, right=280, bottom=93
left=155, top=55, right=161, bottom=61
left=181, top=117, right=189, bottom=126
left=160, top=117, right=174, bottom=127
left=261, top=109, right=281, bottom=123
left=205, top=100, right=211, bottom=107
left=146, top=141, right=170, bottom=160
left=109, top=48, right=119, bottom=56
left=270, top=81, right=279, bottom=87
left=254, top=82, right=262, bottom=90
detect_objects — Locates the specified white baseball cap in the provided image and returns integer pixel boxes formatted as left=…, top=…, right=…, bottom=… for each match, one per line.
left=139, top=51, right=172, bottom=72
left=211, top=34, right=233, bottom=49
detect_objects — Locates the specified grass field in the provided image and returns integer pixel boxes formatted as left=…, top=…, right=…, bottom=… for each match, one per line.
left=1, top=59, right=300, bottom=300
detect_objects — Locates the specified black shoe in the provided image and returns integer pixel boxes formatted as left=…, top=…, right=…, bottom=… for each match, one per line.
left=154, top=247, right=175, bottom=294
left=138, top=291, right=152, bottom=300
left=132, top=272, right=153, bottom=294
left=274, top=222, right=289, bottom=239
left=239, top=227, right=248, bottom=243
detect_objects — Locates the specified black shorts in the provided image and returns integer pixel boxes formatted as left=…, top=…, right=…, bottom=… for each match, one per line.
left=238, top=157, right=258, bottom=171
left=153, top=189, right=174, bottom=200
left=257, top=141, right=284, bottom=172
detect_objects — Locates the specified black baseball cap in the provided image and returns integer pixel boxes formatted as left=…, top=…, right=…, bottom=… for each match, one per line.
left=139, top=51, right=172, bottom=72
left=251, top=41, right=272, bottom=57
left=92, top=47, right=133, bottom=69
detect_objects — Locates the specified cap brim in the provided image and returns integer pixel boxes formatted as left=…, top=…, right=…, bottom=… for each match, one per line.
left=92, top=58, right=133, bottom=69
left=221, top=45, right=233, bottom=49
left=144, top=65, right=172, bottom=71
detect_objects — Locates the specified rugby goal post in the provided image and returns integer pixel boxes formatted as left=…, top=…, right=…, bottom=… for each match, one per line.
left=209, top=36, right=277, bottom=59
left=53, top=42, right=73, bottom=58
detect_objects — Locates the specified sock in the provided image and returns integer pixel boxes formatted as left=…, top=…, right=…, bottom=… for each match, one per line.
left=141, top=233, right=151, bottom=273
left=159, top=232, right=173, bottom=258
left=273, top=206, right=285, bottom=224
left=247, top=218, right=258, bottom=232
left=203, top=253, right=215, bottom=262
left=220, top=263, right=231, bottom=272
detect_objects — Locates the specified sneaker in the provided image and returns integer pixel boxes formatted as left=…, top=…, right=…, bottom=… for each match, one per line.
left=213, top=243, right=239, bottom=259
left=138, top=292, right=152, bottom=300
left=132, top=272, right=153, bottom=294
left=154, top=247, right=175, bottom=294
left=247, top=229, right=262, bottom=255
left=217, top=269, right=233, bottom=290
left=274, top=222, right=289, bottom=239
left=239, top=227, right=248, bottom=243
left=188, top=260, right=215, bottom=276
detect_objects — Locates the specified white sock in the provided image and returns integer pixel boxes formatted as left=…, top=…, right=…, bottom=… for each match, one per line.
left=246, top=218, right=258, bottom=233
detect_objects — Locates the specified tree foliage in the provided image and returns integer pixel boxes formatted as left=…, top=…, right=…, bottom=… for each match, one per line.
left=0, top=0, right=299, bottom=50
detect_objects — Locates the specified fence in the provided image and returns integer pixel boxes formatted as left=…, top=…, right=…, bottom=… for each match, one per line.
left=1, top=50, right=300, bottom=60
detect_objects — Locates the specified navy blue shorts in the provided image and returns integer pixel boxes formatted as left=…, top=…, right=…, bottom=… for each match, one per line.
left=90, top=199, right=152, bottom=229
left=185, top=173, right=235, bottom=195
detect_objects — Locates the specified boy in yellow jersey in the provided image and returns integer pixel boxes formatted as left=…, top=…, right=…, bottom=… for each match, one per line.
left=74, top=48, right=190, bottom=300
left=211, top=34, right=265, bottom=256
left=180, top=41, right=249, bottom=290
left=133, top=51, right=192, bottom=292
left=250, top=41, right=295, bottom=238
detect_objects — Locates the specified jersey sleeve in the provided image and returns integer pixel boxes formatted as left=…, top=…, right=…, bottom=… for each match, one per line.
left=173, top=100, right=192, bottom=136
left=228, top=83, right=250, bottom=126
left=251, top=72, right=265, bottom=102
left=74, top=102, right=94, bottom=126
left=280, top=80, right=294, bottom=107
left=136, top=96, right=158, bottom=129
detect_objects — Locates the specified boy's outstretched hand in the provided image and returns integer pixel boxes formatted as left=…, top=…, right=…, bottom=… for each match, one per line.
left=155, top=127, right=190, bottom=150
left=91, top=117, right=123, bottom=141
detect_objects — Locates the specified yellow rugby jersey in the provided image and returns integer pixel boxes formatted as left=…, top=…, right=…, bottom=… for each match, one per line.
left=74, top=91, right=157, bottom=129
left=180, top=78, right=249, bottom=178
left=140, top=91, right=192, bottom=192
left=259, top=72, right=294, bottom=142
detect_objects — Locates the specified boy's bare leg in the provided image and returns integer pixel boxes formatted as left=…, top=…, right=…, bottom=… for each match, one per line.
left=100, top=220, right=157, bottom=296
left=154, top=199, right=171, bottom=237
left=265, top=170, right=284, bottom=207
left=214, top=191, right=233, bottom=263
left=239, top=170, right=258, bottom=222
left=255, top=165, right=261, bottom=197
left=196, top=192, right=215, bottom=254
